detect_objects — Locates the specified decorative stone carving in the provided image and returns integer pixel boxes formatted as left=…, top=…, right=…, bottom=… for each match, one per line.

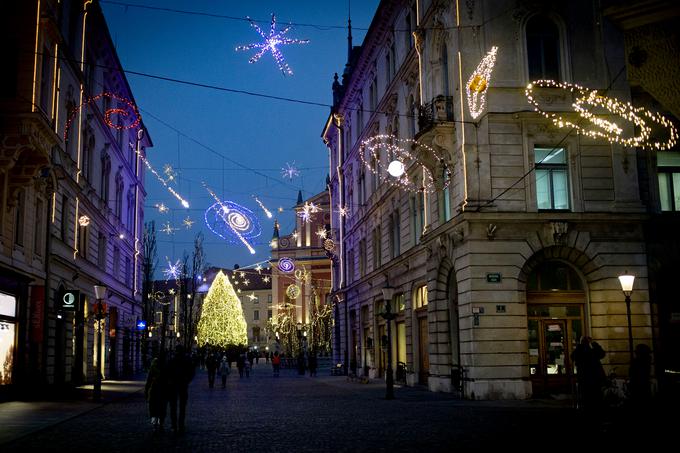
left=487, top=223, right=497, bottom=240
left=551, top=221, right=568, bottom=245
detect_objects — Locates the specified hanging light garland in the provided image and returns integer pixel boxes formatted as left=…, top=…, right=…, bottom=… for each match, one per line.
left=63, top=92, right=141, bottom=141
left=138, top=151, right=190, bottom=208
left=286, top=284, right=301, bottom=299
left=466, top=46, right=498, bottom=119
left=525, top=79, right=678, bottom=150
left=359, top=135, right=451, bottom=194
left=235, top=13, right=310, bottom=76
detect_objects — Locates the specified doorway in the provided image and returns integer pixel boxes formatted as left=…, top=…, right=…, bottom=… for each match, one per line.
left=418, top=316, right=429, bottom=385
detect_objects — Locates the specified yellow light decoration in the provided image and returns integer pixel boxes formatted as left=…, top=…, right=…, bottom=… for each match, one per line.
left=466, top=46, right=498, bottom=119
left=525, top=79, right=677, bottom=150
left=286, top=284, right=301, bottom=299
left=196, top=270, right=248, bottom=349
left=78, top=215, right=90, bottom=227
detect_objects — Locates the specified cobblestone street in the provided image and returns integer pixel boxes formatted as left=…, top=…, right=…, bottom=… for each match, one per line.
left=1, top=363, right=670, bottom=452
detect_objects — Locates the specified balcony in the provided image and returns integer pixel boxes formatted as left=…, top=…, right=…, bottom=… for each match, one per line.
left=417, top=95, right=454, bottom=135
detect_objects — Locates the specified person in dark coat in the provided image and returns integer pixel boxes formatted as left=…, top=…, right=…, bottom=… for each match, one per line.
left=145, top=355, right=167, bottom=432
left=308, top=351, right=318, bottom=377
left=629, top=343, right=652, bottom=407
left=206, top=352, right=218, bottom=389
left=166, top=345, right=195, bottom=433
left=572, top=336, right=606, bottom=410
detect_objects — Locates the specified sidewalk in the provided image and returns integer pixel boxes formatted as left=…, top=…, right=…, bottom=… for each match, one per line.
left=0, top=376, right=146, bottom=445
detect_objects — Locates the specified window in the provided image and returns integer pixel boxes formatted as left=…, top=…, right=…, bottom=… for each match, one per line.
left=390, top=210, right=401, bottom=259
left=359, top=240, right=367, bottom=276
left=253, top=310, right=260, bottom=321
left=253, top=295, right=259, bottom=304
left=125, top=256, right=131, bottom=284
left=411, top=192, right=424, bottom=245
left=405, top=13, right=413, bottom=49
left=98, top=233, right=107, bottom=268
left=357, top=102, right=364, bottom=138
left=39, top=46, right=52, bottom=114
left=78, top=222, right=88, bottom=259
left=658, top=152, right=680, bottom=211
left=114, top=174, right=123, bottom=219
left=385, top=53, right=392, bottom=86
left=408, top=94, right=417, bottom=138
left=394, top=293, right=405, bottom=313
left=126, top=189, right=135, bottom=230
left=34, top=199, right=44, bottom=255
left=268, top=294, right=272, bottom=304
left=441, top=44, right=450, bottom=96
left=390, top=42, right=396, bottom=79
left=100, top=154, right=110, bottom=204
left=253, top=326, right=261, bottom=342
left=440, top=170, right=452, bottom=223
left=268, top=309, right=272, bottom=319
left=371, top=151, right=380, bottom=192
left=82, top=133, right=94, bottom=182
left=372, top=227, right=382, bottom=270
left=346, top=249, right=355, bottom=283
left=369, top=76, right=378, bottom=112
left=61, top=194, right=69, bottom=242
left=15, top=190, right=25, bottom=246
left=526, top=15, right=560, bottom=81
left=358, top=168, right=365, bottom=206
left=414, top=285, right=428, bottom=309
left=535, top=147, right=570, bottom=210
left=113, top=246, right=120, bottom=278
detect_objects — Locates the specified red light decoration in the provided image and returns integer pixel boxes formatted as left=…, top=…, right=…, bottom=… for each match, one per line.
left=63, top=92, right=141, bottom=141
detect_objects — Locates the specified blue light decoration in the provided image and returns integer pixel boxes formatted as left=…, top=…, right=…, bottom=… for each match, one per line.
left=277, top=257, right=295, bottom=273
left=136, top=319, right=147, bottom=331
left=235, top=13, right=310, bottom=76
left=163, top=258, right=182, bottom=281
left=204, top=201, right=261, bottom=254
left=281, top=162, right=300, bottom=180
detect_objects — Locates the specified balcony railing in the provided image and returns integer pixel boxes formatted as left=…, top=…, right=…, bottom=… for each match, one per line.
left=418, top=95, right=454, bottom=134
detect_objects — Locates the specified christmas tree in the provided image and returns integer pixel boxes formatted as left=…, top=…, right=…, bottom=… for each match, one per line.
left=196, top=270, right=248, bottom=348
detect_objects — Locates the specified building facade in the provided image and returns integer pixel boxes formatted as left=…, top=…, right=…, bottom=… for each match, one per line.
left=322, top=0, right=675, bottom=399
left=270, top=191, right=333, bottom=356
left=1, top=0, right=149, bottom=395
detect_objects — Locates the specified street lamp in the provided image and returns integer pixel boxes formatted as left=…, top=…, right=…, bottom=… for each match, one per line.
left=93, top=284, right=107, bottom=402
left=380, top=283, right=396, bottom=400
left=618, top=274, right=635, bottom=364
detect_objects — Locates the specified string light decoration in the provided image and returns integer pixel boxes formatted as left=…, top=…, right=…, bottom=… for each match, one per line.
left=196, top=270, right=248, bottom=348
left=281, top=162, right=300, bottom=180
left=466, top=46, right=498, bottom=119
left=254, top=196, right=273, bottom=218
left=63, top=92, right=140, bottom=141
left=525, top=79, right=678, bottom=150
left=235, top=13, right=310, bottom=76
left=277, top=257, right=295, bottom=273
left=323, top=238, right=336, bottom=253
left=286, top=284, right=301, bottom=299
left=182, top=216, right=195, bottom=229
left=160, top=222, right=177, bottom=235
left=138, top=151, right=190, bottom=208
left=203, top=183, right=260, bottom=254
left=163, top=258, right=182, bottom=281
left=359, top=135, right=451, bottom=194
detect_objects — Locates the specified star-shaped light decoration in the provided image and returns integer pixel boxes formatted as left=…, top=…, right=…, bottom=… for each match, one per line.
left=239, top=271, right=246, bottom=279
left=243, top=279, right=250, bottom=286
left=235, top=13, right=310, bottom=76
left=182, top=216, right=195, bottom=229
left=255, top=264, right=263, bottom=273
left=338, top=205, right=349, bottom=217
left=278, top=206, right=284, bottom=213
left=281, top=162, right=300, bottom=180
left=237, top=288, right=242, bottom=294
left=316, top=228, right=327, bottom=239
left=263, top=276, right=271, bottom=284
left=161, top=222, right=177, bottom=235
left=163, top=258, right=182, bottom=281
left=247, top=293, right=257, bottom=301
left=156, top=203, right=169, bottom=214
left=168, top=288, right=176, bottom=295
left=297, top=202, right=321, bottom=224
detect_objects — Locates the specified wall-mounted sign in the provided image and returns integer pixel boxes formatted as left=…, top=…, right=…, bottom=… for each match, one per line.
left=61, top=290, right=80, bottom=311
left=486, top=273, right=502, bottom=283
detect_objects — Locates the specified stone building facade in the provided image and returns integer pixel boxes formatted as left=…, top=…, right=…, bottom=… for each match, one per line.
left=0, top=0, right=149, bottom=394
left=322, top=0, right=672, bottom=399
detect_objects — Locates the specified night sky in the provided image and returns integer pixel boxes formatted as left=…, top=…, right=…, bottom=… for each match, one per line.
left=100, top=0, right=379, bottom=274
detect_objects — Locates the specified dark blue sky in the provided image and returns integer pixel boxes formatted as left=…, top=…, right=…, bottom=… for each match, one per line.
left=100, top=1, right=379, bottom=274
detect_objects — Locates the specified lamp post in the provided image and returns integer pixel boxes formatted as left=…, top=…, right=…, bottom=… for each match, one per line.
left=93, top=285, right=107, bottom=402
left=380, top=283, right=396, bottom=400
left=618, top=274, right=635, bottom=365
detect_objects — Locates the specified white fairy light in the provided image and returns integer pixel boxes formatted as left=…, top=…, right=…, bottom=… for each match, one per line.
left=254, top=196, right=273, bottom=218
left=182, top=216, right=194, bottom=229
left=160, top=222, right=177, bottom=235
left=281, top=162, right=300, bottom=180
left=466, top=46, right=498, bottom=119
left=163, top=258, right=182, bottom=281
left=137, top=151, right=190, bottom=208
left=156, top=203, right=169, bottom=214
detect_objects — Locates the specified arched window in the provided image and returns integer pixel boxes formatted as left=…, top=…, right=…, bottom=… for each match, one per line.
left=408, top=94, right=417, bottom=138
left=526, top=15, right=560, bottom=81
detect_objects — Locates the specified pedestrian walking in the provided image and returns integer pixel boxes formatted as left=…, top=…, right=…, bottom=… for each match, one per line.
left=167, top=345, right=195, bottom=434
left=572, top=336, right=606, bottom=410
left=145, top=355, right=167, bottom=432
left=219, top=355, right=230, bottom=389
left=272, top=351, right=281, bottom=377
left=237, top=352, right=246, bottom=378
left=206, top=352, right=218, bottom=389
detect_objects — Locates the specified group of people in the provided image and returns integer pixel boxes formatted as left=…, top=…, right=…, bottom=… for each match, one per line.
left=144, top=344, right=195, bottom=434
left=572, top=336, right=652, bottom=410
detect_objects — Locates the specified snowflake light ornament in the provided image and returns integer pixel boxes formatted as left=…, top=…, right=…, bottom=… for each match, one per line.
left=163, top=258, right=182, bottom=281
left=281, top=162, right=300, bottom=180
left=235, top=13, right=309, bottom=76
left=182, top=216, right=195, bottom=229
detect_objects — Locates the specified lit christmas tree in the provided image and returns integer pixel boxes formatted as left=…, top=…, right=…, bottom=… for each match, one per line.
left=196, top=270, right=248, bottom=349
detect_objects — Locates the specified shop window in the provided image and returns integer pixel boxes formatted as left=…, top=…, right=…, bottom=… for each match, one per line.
left=414, top=285, right=428, bottom=309
left=0, top=292, right=17, bottom=385
left=657, top=151, right=680, bottom=211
